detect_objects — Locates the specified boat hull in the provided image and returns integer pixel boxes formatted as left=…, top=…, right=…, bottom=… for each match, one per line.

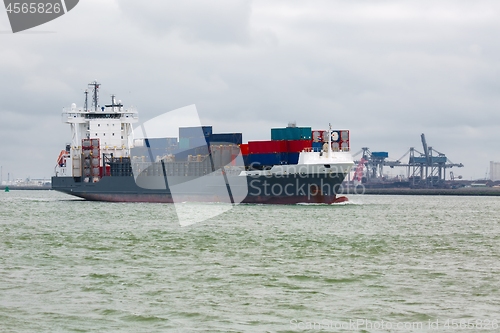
left=51, top=172, right=348, bottom=204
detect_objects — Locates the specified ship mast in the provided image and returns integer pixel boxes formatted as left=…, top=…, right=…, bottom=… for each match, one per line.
left=84, top=89, right=88, bottom=112
left=328, top=123, right=332, bottom=156
left=89, top=80, right=100, bottom=111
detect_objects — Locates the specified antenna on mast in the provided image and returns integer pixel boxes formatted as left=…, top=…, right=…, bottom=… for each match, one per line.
left=84, top=89, right=88, bottom=111
left=88, top=80, right=100, bottom=111
left=328, top=123, right=332, bottom=156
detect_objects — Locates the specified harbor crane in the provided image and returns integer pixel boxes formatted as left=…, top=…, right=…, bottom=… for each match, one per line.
left=352, top=133, right=464, bottom=187
left=390, top=133, right=464, bottom=187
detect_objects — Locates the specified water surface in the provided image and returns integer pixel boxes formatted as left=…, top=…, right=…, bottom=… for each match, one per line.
left=1, top=191, right=499, bottom=332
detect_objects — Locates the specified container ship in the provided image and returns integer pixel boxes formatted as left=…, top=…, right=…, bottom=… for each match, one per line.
left=51, top=82, right=354, bottom=204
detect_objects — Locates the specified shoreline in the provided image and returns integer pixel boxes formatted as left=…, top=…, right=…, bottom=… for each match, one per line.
left=1, top=186, right=51, bottom=191
left=354, top=187, right=500, bottom=196
left=3, top=185, right=500, bottom=197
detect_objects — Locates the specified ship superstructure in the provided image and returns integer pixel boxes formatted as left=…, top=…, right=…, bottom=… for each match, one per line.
left=55, top=81, right=138, bottom=182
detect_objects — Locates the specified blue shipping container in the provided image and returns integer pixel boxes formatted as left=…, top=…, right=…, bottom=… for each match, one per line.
left=287, top=152, right=300, bottom=165
left=144, top=137, right=178, bottom=149
left=371, top=152, right=389, bottom=158
left=165, top=137, right=178, bottom=146
left=189, top=137, right=208, bottom=148
left=209, top=133, right=243, bottom=145
left=312, top=141, right=323, bottom=152
left=179, top=126, right=212, bottom=138
left=178, top=137, right=190, bottom=150
left=144, top=138, right=163, bottom=149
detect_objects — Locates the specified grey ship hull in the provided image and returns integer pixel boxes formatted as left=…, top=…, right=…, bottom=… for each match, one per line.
left=51, top=172, right=348, bottom=204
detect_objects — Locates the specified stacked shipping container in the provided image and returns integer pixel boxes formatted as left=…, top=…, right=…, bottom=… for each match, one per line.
left=82, top=138, right=100, bottom=181
left=311, top=130, right=350, bottom=152
left=271, top=127, right=312, bottom=140
left=242, top=126, right=313, bottom=168
left=243, top=127, right=350, bottom=168
left=178, top=126, right=243, bottom=161
left=312, top=130, right=327, bottom=152
left=131, top=137, right=178, bottom=162
left=129, top=125, right=349, bottom=168
left=209, top=133, right=243, bottom=145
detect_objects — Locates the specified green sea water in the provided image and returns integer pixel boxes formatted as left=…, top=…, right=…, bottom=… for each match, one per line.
left=0, top=191, right=499, bottom=332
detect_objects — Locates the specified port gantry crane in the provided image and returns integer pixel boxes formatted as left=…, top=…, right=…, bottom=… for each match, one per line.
left=386, top=133, right=464, bottom=187
left=351, top=147, right=397, bottom=183
left=351, top=133, right=464, bottom=187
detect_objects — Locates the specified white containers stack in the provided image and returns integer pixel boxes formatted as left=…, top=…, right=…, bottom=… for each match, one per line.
left=82, top=138, right=101, bottom=182
left=311, top=130, right=350, bottom=151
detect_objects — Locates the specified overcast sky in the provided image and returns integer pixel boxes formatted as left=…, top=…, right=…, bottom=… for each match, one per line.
left=1, top=0, right=499, bottom=181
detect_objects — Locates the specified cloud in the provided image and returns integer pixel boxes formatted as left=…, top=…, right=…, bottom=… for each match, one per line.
left=0, top=0, right=500, bottom=179
left=117, top=0, right=252, bottom=44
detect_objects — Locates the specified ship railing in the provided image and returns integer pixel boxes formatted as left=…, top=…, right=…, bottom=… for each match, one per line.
left=62, top=107, right=139, bottom=121
left=62, top=110, right=85, bottom=122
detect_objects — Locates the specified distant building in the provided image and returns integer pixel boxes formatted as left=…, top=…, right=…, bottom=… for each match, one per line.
left=490, top=161, right=500, bottom=181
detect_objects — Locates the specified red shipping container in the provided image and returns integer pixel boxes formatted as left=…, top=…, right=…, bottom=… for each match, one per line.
left=287, top=140, right=313, bottom=153
left=248, top=140, right=287, bottom=154
left=240, top=143, right=249, bottom=155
